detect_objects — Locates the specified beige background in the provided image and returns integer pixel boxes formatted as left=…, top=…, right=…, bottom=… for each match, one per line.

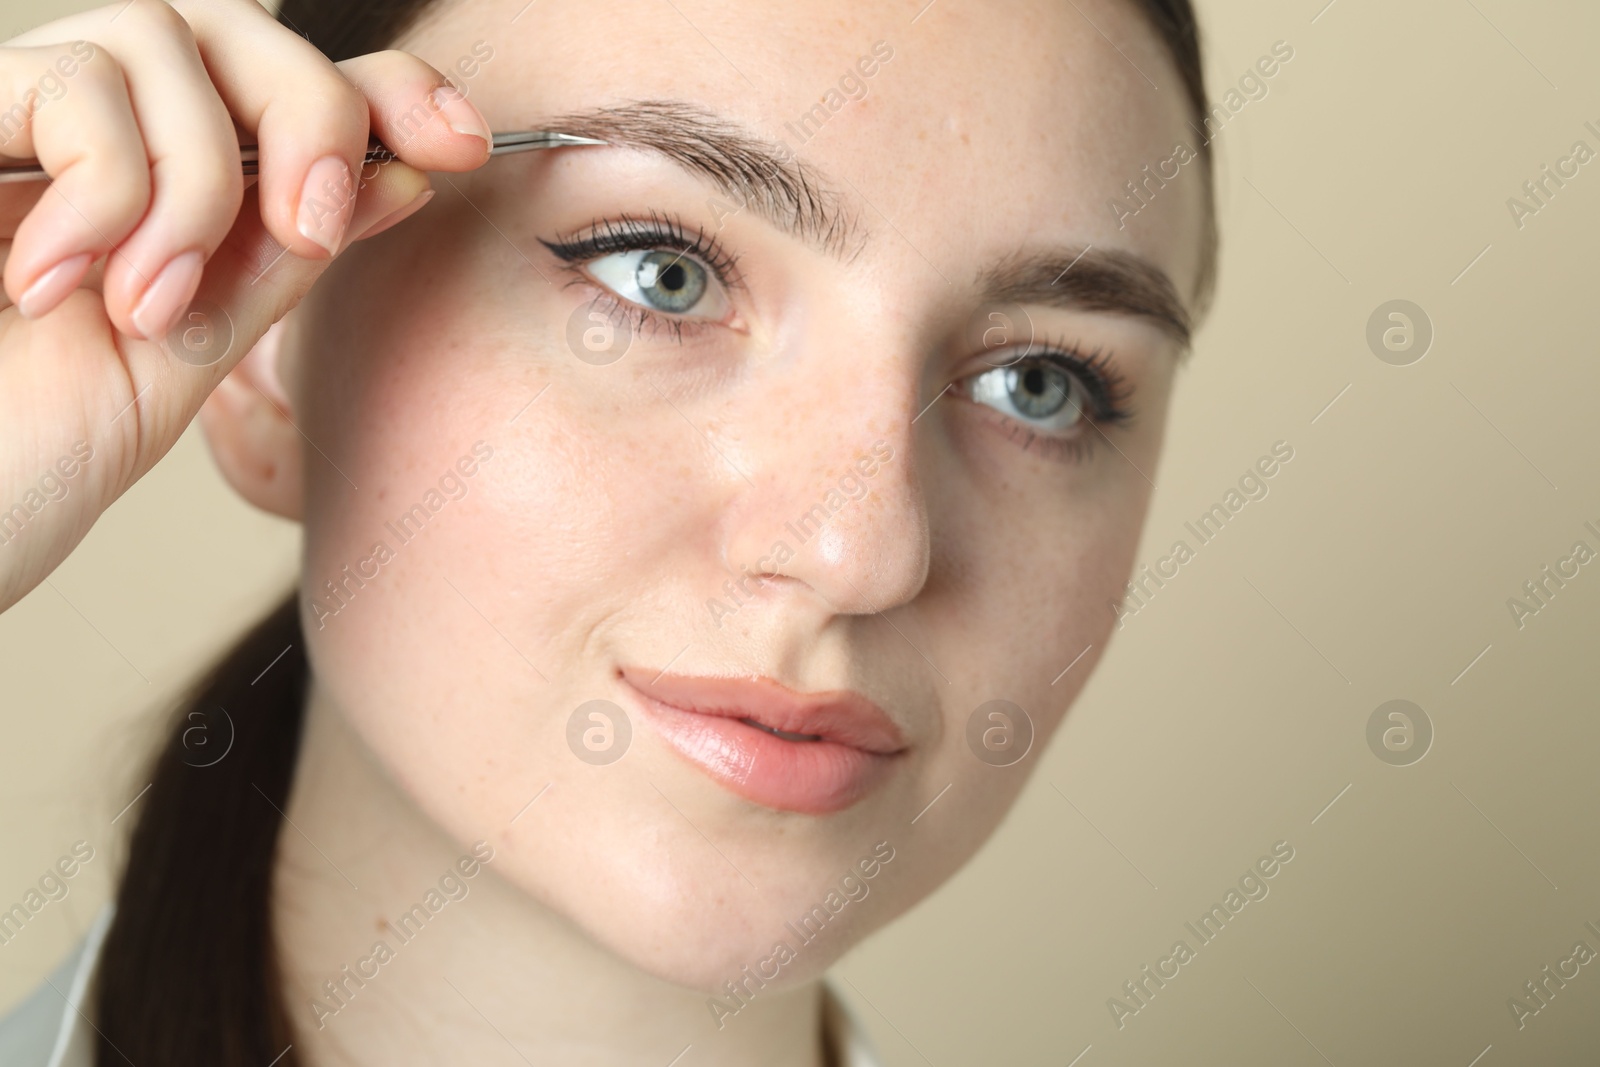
left=4, top=0, right=1598, bottom=1064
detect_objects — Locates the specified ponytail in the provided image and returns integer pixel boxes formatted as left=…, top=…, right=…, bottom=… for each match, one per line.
left=93, top=592, right=308, bottom=1067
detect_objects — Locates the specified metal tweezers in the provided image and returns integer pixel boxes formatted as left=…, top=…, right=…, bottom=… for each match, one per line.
left=0, top=130, right=606, bottom=185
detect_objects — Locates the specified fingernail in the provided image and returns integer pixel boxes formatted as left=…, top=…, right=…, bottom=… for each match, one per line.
left=353, top=188, right=435, bottom=242
left=430, top=86, right=492, bottom=146
left=17, top=253, right=94, bottom=319
left=296, top=156, right=356, bottom=256
left=130, top=250, right=205, bottom=340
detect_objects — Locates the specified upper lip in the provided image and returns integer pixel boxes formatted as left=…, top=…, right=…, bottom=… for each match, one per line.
left=619, top=667, right=907, bottom=755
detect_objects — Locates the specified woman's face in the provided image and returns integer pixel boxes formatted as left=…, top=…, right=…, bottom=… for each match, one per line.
left=268, top=0, right=1205, bottom=991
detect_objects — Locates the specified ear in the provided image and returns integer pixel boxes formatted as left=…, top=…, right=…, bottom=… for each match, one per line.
left=199, top=318, right=304, bottom=520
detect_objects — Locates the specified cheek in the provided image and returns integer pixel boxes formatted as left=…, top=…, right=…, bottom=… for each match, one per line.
left=888, top=474, right=1148, bottom=908
left=296, top=233, right=661, bottom=683
left=933, top=468, right=1145, bottom=713
left=295, top=303, right=648, bottom=722
left=288, top=270, right=561, bottom=778
left=288, top=270, right=819, bottom=987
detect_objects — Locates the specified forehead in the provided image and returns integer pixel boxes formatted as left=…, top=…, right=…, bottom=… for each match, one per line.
left=401, top=0, right=1206, bottom=304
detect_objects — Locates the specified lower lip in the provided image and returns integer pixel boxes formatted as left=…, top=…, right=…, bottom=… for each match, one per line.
left=627, top=691, right=895, bottom=814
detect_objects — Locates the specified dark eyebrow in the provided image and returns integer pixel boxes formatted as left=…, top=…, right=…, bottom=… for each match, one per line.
left=541, top=99, right=862, bottom=257
left=976, top=248, right=1192, bottom=349
left=542, top=100, right=1191, bottom=346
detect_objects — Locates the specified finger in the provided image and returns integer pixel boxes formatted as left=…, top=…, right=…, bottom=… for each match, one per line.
left=335, top=50, right=491, bottom=172
left=76, top=0, right=244, bottom=341
left=0, top=239, right=106, bottom=311
left=0, top=182, right=45, bottom=235
left=344, top=157, right=432, bottom=245
left=156, top=162, right=424, bottom=380
left=176, top=0, right=371, bottom=261
left=0, top=41, right=150, bottom=319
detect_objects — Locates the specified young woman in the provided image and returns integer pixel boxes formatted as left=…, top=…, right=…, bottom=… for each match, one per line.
left=0, top=0, right=1216, bottom=1062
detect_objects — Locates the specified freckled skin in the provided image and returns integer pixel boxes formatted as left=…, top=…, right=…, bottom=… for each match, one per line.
left=227, top=0, right=1207, bottom=1058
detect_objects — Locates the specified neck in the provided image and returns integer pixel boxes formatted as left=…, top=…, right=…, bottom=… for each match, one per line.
left=274, top=681, right=831, bottom=1066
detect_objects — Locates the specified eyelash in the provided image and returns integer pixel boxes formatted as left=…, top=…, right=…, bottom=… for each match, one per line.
left=539, top=212, right=741, bottom=342
left=538, top=213, right=1133, bottom=465
left=965, top=344, right=1135, bottom=465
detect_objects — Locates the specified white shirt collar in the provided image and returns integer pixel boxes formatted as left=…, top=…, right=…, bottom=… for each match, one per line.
left=6, top=905, right=881, bottom=1067
left=0, top=904, right=114, bottom=1067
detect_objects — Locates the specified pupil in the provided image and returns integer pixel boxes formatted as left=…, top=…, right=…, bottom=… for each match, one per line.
left=1008, top=364, right=1072, bottom=420
left=638, top=250, right=706, bottom=313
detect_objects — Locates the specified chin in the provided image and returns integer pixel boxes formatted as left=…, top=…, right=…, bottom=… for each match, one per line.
left=609, top=899, right=865, bottom=995
left=495, top=833, right=886, bottom=993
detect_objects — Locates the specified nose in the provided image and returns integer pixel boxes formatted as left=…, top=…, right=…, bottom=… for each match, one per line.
left=717, top=333, right=932, bottom=618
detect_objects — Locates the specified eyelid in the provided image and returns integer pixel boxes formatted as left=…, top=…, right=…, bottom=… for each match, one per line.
left=962, top=341, right=1133, bottom=425
left=955, top=345, right=1135, bottom=466
left=538, top=211, right=746, bottom=291
left=538, top=213, right=751, bottom=342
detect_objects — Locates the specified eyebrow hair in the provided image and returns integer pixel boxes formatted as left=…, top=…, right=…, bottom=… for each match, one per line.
left=542, top=100, right=1192, bottom=347
left=541, top=99, right=862, bottom=257
left=977, top=249, right=1193, bottom=349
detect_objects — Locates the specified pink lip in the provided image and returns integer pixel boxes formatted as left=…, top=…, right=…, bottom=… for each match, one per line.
left=619, top=668, right=907, bottom=814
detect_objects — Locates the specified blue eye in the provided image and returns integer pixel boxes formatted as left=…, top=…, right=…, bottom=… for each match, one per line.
left=586, top=249, right=730, bottom=319
left=968, top=359, right=1087, bottom=433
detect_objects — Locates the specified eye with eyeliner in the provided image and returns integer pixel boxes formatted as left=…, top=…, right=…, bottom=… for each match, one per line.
left=538, top=212, right=742, bottom=341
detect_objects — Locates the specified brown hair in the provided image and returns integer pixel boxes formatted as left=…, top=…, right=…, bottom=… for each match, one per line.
left=93, top=4, right=1215, bottom=1063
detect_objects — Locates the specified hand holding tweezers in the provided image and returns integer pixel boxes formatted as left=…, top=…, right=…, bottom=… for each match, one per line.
left=0, top=130, right=605, bottom=185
